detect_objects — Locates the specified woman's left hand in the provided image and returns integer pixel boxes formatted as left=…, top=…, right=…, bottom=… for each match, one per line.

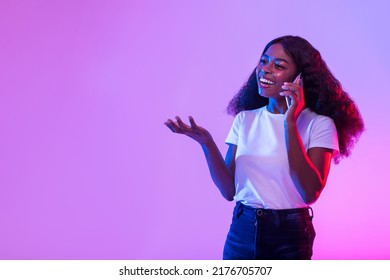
left=280, top=74, right=305, bottom=123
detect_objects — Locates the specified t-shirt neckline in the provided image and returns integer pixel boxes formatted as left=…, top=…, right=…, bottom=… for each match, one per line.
left=263, top=106, right=286, bottom=116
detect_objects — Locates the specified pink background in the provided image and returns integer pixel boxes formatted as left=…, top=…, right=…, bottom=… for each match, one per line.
left=0, top=0, right=389, bottom=259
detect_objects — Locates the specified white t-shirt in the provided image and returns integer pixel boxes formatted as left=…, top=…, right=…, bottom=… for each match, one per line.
left=225, top=106, right=339, bottom=209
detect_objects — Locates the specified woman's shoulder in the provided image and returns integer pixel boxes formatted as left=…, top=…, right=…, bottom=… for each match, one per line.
left=301, top=108, right=333, bottom=121
left=300, top=108, right=336, bottom=128
left=237, top=106, right=266, bottom=117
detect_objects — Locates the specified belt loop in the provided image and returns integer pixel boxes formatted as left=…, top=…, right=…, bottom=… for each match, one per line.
left=308, top=207, right=314, bottom=220
left=235, top=202, right=243, bottom=218
left=272, top=210, right=280, bottom=226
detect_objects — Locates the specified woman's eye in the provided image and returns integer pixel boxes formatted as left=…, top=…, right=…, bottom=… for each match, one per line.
left=259, top=58, right=267, bottom=65
left=275, top=64, right=284, bottom=69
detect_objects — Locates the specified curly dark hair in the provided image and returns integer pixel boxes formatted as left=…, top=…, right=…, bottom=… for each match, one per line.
left=227, top=35, right=364, bottom=163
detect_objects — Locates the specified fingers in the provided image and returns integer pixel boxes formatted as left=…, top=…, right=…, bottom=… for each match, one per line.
left=281, top=83, right=300, bottom=98
left=280, top=80, right=305, bottom=109
left=188, top=116, right=198, bottom=129
left=282, top=73, right=302, bottom=95
left=176, top=116, right=193, bottom=133
left=282, top=81, right=300, bottom=90
left=175, top=116, right=185, bottom=128
left=164, top=116, right=193, bottom=134
left=164, top=118, right=181, bottom=133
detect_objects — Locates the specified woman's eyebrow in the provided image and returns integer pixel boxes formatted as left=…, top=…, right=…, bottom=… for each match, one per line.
left=275, top=58, right=290, bottom=64
left=260, top=54, right=269, bottom=60
left=262, top=54, right=290, bottom=64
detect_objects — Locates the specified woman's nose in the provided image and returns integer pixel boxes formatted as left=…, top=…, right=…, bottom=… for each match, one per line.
left=258, top=64, right=272, bottom=75
left=259, top=67, right=271, bottom=76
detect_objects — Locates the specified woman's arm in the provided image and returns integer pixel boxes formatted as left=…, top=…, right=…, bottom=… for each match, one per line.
left=281, top=78, right=334, bottom=204
left=285, top=122, right=333, bottom=204
left=165, top=116, right=236, bottom=201
left=201, top=142, right=236, bottom=201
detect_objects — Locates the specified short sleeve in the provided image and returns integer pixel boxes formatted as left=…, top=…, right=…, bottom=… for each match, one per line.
left=309, top=116, right=339, bottom=155
left=225, top=112, right=243, bottom=145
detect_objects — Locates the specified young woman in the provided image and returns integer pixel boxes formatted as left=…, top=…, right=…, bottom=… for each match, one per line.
left=164, top=35, right=364, bottom=259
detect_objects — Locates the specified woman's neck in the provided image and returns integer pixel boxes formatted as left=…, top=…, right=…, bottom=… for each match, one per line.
left=267, top=99, right=287, bottom=114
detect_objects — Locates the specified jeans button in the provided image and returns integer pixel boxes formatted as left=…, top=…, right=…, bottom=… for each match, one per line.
left=256, top=209, right=263, bottom=216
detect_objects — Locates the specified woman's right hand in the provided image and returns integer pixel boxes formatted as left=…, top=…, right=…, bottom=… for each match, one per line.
left=164, top=116, right=213, bottom=146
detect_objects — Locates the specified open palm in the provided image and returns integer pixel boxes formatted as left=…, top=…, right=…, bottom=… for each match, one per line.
left=164, top=116, right=212, bottom=145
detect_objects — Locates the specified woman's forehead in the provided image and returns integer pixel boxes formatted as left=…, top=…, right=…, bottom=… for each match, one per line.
left=262, top=43, right=293, bottom=63
left=263, top=44, right=288, bottom=57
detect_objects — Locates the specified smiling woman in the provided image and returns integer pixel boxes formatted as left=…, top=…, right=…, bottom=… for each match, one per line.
left=256, top=43, right=298, bottom=110
left=165, top=35, right=364, bottom=260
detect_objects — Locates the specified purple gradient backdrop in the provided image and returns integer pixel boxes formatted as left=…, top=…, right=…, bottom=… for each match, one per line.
left=0, top=0, right=389, bottom=259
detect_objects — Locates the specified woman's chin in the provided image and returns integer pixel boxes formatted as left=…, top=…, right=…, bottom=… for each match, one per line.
left=259, top=86, right=283, bottom=99
left=258, top=89, right=273, bottom=99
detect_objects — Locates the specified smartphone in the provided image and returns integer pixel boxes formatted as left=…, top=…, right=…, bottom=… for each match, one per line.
left=285, top=73, right=301, bottom=108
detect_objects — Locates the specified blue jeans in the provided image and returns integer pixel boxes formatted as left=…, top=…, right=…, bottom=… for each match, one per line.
left=223, top=202, right=315, bottom=260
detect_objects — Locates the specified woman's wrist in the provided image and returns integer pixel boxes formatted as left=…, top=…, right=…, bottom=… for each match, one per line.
left=284, top=118, right=297, bottom=130
left=200, top=137, right=215, bottom=149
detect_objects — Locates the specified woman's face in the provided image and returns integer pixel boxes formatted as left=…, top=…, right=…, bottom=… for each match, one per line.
left=256, top=43, right=298, bottom=99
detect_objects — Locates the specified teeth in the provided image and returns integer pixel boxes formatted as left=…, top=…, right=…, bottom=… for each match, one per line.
left=259, top=77, right=275, bottom=85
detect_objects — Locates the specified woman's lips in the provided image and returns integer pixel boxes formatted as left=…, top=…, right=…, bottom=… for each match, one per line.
left=259, top=77, right=276, bottom=88
left=259, top=82, right=271, bottom=88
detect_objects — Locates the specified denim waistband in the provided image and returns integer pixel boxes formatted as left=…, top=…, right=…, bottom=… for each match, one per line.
left=235, top=201, right=314, bottom=220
